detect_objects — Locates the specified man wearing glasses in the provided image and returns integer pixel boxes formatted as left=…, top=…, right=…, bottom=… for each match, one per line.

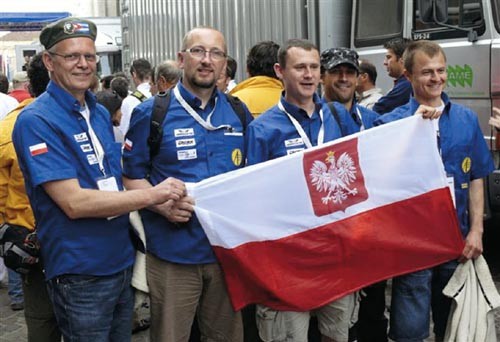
left=122, top=27, right=252, bottom=341
left=12, top=17, right=186, bottom=341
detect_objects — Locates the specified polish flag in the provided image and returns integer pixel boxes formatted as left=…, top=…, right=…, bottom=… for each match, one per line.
left=29, top=143, right=48, bottom=156
left=124, top=138, right=133, bottom=151
left=187, top=115, right=464, bottom=311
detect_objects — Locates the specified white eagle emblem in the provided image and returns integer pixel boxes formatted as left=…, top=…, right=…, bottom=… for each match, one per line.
left=309, top=151, right=358, bottom=204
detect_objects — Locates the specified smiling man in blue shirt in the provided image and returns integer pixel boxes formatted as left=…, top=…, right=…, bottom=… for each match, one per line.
left=375, top=40, right=494, bottom=342
left=122, top=27, right=252, bottom=342
left=247, top=38, right=358, bottom=342
left=12, top=17, right=185, bottom=342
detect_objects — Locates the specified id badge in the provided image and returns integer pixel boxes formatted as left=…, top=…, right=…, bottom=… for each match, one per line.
left=446, top=176, right=456, bottom=208
left=96, top=176, right=119, bottom=220
left=97, top=176, right=119, bottom=192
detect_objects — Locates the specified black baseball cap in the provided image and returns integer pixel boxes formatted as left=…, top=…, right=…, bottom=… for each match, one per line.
left=320, top=47, right=360, bottom=72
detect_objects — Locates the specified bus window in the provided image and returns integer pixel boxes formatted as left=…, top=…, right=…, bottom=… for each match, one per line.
left=354, top=0, right=403, bottom=47
left=493, top=0, right=500, bottom=34
left=413, top=0, right=485, bottom=40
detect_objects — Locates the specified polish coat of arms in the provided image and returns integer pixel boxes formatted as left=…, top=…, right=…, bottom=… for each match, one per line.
left=303, top=138, right=368, bottom=216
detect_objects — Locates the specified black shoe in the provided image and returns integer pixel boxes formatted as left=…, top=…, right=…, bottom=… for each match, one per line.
left=10, top=302, right=24, bottom=311
left=132, top=317, right=151, bottom=334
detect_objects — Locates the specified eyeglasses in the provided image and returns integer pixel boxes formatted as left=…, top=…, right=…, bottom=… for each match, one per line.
left=49, top=51, right=100, bottom=64
left=182, top=47, right=227, bottom=61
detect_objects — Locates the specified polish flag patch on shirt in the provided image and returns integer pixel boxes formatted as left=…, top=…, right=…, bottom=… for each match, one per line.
left=124, top=139, right=133, bottom=151
left=29, top=143, right=48, bottom=156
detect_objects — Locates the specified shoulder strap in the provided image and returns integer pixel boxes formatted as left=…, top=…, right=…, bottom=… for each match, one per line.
left=148, top=90, right=171, bottom=160
left=327, top=101, right=345, bottom=137
left=131, top=90, right=147, bottom=102
left=225, top=94, right=248, bottom=132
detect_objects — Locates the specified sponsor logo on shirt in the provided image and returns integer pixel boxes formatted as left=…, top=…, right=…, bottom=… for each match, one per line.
left=87, top=154, right=99, bottom=165
left=177, top=149, right=197, bottom=160
left=80, top=144, right=93, bottom=153
left=175, top=138, right=196, bottom=148
left=174, top=128, right=194, bottom=137
left=287, top=148, right=304, bottom=155
left=285, top=138, right=304, bottom=147
left=29, top=143, right=48, bottom=156
left=74, top=132, right=89, bottom=142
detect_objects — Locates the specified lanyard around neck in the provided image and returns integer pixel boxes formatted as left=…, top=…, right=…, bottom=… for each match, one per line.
left=355, top=107, right=365, bottom=131
left=81, top=106, right=106, bottom=176
left=173, top=86, right=231, bottom=131
left=278, top=100, right=324, bottom=149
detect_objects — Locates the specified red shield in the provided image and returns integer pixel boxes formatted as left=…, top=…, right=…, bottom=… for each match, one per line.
left=303, top=138, right=368, bottom=216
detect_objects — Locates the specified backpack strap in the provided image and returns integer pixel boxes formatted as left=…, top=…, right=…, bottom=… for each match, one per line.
left=327, top=101, right=345, bottom=137
left=225, top=94, right=248, bottom=132
left=131, top=90, right=147, bottom=102
left=148, top=90, right=171, bottom=160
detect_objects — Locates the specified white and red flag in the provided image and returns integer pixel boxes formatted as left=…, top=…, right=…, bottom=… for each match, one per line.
left=187, top=115, right=464, bottom=311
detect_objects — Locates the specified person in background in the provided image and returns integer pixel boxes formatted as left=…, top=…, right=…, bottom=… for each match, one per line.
left=9, top=72, right=32, bottom=103
left=0, top=52, right=61, bottom=341
left=375, top=40, right=494, bottom=342
left=154, top=59, right=182, bottom=94
left=230, top=41, right=283, bottom=118
left=0, top=74, right=19, bottom=121
left=491, top=106, right=500, bottom=153
left=12, top=17, right=187, bottom=341
left=111, top=76, right=131, bottom=99
left=356, top=59, right=383, bottom=110
left=100, top=75, right=115, bottom=92
left=217, top=56, right=237, bottom=92
left=96, top=91, right=125, bottom=143
left=372, top=38, right=412, bottom=114
left=119, top=58, right=153, bottom=136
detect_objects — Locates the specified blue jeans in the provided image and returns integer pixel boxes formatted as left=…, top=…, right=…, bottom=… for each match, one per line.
left=389, top=260, right=457, bottom=342
left=47, top=267, right=134, bottom=342
left=7, top=267, right=24, bottom=304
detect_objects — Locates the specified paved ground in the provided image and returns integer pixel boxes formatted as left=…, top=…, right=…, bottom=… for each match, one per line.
left=1, top=217, right=499, bottom=341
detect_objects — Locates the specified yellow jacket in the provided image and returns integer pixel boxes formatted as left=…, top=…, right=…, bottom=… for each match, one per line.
left=230, top=76, right=283, bottom=118
left=0, top=98, right=35, bottom=229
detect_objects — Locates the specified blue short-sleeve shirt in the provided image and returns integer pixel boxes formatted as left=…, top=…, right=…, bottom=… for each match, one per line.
left=374, top=93, right=495, bottom=236
left=12, top=81, right=134, bottom=280
left=122, top=82, right=253, bottom=264
left=246, top=94, right=356, bottom=164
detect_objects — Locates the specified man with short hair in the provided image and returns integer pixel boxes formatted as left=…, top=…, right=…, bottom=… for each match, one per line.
left=375, top=40, right=494, bottom=342
left=247, top=39, right=358, bottom=342
left=0, top=52, right=61, bottom=341
left=356, top=59, right=383, bottom=110
left=154, top=59, right=182, bottom=94
left=9, top=71, right=32, bottom=102
left=230, top=41, right=283, bottom=118
left=372, top=38, right=412, bottom=114
left=122, top=26, right=252, bottom=342
left=217, top=56, right=238, bottom=92
left=119, top=58, right=153, bottom=135
left=111, top=76, right=130, bottom=99
left=12, top=17, right=186, bottom=341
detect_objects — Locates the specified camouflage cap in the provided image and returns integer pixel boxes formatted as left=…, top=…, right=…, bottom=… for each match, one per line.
left=320, top=47, right=360, bottom=73
left=40, top=17, right=97, bottom=50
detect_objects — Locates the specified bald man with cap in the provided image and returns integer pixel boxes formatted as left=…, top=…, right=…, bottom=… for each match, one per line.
left=12, top=17, right=187, bottom=342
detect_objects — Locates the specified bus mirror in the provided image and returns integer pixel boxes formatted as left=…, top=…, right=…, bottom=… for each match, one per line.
left=418, top=0, right=449, bottom=23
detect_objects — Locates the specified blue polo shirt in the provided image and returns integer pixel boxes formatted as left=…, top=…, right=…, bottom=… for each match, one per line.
left=122, top=82, right=253, bottom=264
left=374, top=93, right=495, bottom=236
left=246, top=94, right=357, bottom=164
left=348, top=102, right=378, bottom=132
left=373, top=75, right=412, bottom=114
left=12, top=81, right=134, bottom=280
